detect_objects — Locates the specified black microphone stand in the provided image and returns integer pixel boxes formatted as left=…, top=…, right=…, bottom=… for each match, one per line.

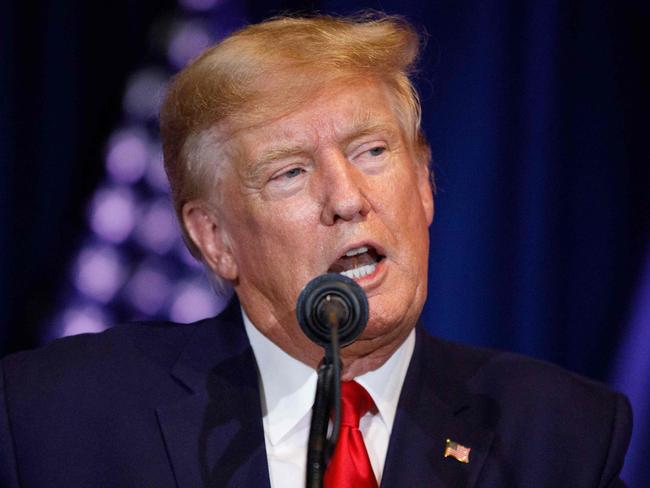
left=297, top=274, right=368, bottom=488
left=305, top=309, right=342, bottom=488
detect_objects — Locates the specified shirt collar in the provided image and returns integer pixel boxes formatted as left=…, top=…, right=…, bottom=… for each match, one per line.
left=243, top=308, right=415, bottom=445
left=356, top=328, right=415, bottom=434
left=243, top=309, right=317, bottom=446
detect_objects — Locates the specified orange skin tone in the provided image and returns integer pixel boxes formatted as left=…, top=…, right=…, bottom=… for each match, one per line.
left=183, top=77, right=434, bottom=379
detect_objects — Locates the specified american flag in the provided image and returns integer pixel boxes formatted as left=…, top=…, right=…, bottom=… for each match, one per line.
left=444, top=438, right=471, bottom=464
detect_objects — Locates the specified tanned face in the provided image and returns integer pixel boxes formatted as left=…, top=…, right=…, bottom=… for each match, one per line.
left=184, top=77, right=433, bottom=378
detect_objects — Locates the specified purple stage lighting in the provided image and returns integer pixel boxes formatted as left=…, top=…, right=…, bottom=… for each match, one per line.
left=47, top=0, right=246, bottom=341
left=125, top=262, right=172, bottom=316
left=73, top=245, right=126, bottom=303
left=177, top=239, right=202, bottom=269
left=167, top=20, right=213, bottom=69
left=59, top=303, right=110, bottom=337
left=123, top=68, right=168, bottom=121
left=105, top=128, right=150, bottom=184
left=179, top=0, right=223, bottom=12
left=145, top=147, right=170, bottom=193
left=133, top=198, right=179, bottom=255
left=89, top=186, right=138, bottom=243
left=169, top=279, right=222, bottom=323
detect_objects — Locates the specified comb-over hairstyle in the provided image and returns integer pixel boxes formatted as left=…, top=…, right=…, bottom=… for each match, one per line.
left=160, top=13, right=431, bottom=265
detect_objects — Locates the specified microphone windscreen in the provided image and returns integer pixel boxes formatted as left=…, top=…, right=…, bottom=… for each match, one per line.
left=296, top=273, right=368, bottom=348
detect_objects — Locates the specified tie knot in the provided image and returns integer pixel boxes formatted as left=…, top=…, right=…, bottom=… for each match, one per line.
left=340, top=381, right=375, bottom=427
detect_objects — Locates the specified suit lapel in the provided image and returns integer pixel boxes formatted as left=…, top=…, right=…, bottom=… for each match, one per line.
left=382, top=328, right=494, bottom=488
left=155, top=309, right=496, bottom=487
left=156, top=301, right=271, bottom=488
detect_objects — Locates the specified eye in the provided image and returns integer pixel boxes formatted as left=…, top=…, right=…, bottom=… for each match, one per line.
left=285, top=167, right=304, bottom=178
left=273, top=167, right=305, bottom=180
left=353, top=143, right=388, bottom=162
left=350, top=141, right=390, bottom=175
left=367, top=146, right=386, bottom=157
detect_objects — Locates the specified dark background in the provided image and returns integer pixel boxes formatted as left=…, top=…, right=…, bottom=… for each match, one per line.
left=0, top=0, right=177, bottom=351
left=1, top=0, right=648, bottom=484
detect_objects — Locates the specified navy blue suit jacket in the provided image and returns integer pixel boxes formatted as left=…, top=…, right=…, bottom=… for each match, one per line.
left=0, top=300, right=632, bottom=487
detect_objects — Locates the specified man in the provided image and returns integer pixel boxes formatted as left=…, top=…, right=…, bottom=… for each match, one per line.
left=0, top=14, right=631, bottom=488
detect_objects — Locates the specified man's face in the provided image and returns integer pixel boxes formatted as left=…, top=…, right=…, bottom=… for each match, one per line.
left=204, top=77, right=433, bottom=370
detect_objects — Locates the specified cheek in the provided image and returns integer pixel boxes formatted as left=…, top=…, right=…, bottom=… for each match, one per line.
left=380, top=171, right=431, bottom=270
left=230, top=199, right=321, bottom=270
left=377, top=170, right=427, bottom=225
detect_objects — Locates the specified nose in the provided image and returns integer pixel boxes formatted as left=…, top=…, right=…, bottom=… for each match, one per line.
left=318, top=150, right=371, bottom=225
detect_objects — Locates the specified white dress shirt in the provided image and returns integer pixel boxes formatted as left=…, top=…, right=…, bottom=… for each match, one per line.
left=243, top=310, right=415, bottom=487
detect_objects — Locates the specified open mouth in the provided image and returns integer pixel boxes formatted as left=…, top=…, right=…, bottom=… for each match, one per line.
left=327, top=245, right=385, bottom=280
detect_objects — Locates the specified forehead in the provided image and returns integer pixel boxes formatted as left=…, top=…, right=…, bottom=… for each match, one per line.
left=225, top=78, right=403, bottom=161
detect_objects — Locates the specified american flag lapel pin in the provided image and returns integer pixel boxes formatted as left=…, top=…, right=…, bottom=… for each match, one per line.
left=444, top=438, right=471, bottom=464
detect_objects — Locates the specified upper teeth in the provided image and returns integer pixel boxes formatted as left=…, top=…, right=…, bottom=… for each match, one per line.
left=345, top=246, right=368, bottom=257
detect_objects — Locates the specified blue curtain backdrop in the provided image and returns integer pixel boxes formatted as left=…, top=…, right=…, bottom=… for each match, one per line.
left=1, top=0, right=648, bottom=484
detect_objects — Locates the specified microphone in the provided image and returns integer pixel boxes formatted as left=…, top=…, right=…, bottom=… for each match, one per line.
left=296, top=273, right=369, bottom=348
left=298, top=273, right=368, bottom=487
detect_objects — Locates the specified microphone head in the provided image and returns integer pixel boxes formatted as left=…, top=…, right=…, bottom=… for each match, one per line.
left=296, top=273, right=369, bottom=348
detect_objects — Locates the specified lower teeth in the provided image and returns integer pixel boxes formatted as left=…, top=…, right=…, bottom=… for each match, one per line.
left=340, top=263, right=377, bottom=280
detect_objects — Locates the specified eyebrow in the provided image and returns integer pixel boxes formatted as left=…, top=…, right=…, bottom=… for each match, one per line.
left=240, top=144, right=306, bottom=185
left=344, top=106, right=405, bottom=145
left=248, top=117, right=400, bottom=173
left=255, top=144, right=307, bottom=165
left=341, top=121, right=399, bottom=147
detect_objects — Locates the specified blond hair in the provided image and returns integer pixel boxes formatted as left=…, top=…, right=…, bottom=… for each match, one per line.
left=160, top=13, right=430, bottom=262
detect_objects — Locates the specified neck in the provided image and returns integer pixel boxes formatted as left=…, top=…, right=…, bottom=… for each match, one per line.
left=240, top=303, right=414, bottom=379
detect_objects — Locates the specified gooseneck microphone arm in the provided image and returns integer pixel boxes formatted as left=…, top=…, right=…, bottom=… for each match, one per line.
left=296, top=274, right=369, bottom=488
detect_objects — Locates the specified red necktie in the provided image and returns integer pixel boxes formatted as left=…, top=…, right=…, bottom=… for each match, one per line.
left=324, top=381, right=378, bottom=488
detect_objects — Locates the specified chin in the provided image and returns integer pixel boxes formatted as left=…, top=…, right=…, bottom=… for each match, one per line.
left=367, top=293, right=421, bottom=333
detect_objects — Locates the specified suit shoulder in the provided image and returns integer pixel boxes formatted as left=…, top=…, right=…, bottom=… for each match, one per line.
left=475, top=345, right=623, bottom=410
left=471, top=345, right=632, bottom=449
left=1, top=318, right=207, bottom=393
left=417, top=331, right=631, bottom=486
left=419, top=331, right=624, bottom=406
left=421, top=332, right=631, bottom=466
left=417, top=331, right=631, bottom=439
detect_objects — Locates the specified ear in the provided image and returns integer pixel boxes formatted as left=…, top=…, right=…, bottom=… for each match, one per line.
left=182, top=201, right=238, bottom=281
left=416, top=163, right=435, bottom=225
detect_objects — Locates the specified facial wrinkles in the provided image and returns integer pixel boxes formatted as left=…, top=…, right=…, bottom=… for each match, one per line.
left=222, top=77, right=419, bottom=189
left=213, top=79, right=432, bottom=373
left=235, top=122, right=419, bottom=283
left=239, top=102, right=397, bottom=188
